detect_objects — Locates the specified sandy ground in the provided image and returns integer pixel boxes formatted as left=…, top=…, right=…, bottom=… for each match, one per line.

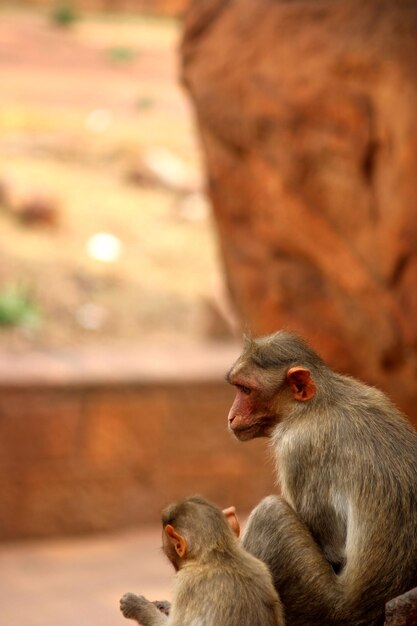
left=0, top=524, right=173, bottom=626
left=0, top=8, right=232, bottom=353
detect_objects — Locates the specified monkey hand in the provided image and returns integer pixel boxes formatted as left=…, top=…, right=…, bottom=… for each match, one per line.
left=152, top=600, right=171, bottom=615
left=120, top=592, right=159, bottom=622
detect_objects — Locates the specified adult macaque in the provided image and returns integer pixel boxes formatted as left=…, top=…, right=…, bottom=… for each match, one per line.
left=120, top=496, right=284, bottom=626
left=226, top=331, right=417, bottom=626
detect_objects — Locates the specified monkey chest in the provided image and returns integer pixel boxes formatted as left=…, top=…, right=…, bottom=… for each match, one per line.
left=279, top=451, right=347, bottom=563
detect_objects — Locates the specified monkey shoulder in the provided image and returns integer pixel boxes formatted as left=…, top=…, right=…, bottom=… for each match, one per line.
left=280, top=377, right=417, bottom=466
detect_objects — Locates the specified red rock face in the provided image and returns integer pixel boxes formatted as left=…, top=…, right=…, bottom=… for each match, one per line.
left=182, top=0, right=417, bottom=423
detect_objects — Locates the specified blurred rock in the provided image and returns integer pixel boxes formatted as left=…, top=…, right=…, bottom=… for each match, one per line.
left=177, top=192, right=209, bottom=221
left=385, top=587, right=417, bottom=625
left=75, top=302, right=108, bottom=331
left=15, top=193, right=60, bottom=227
left=0, top=347, right=274, bottom=539
left=182, top=0, right=417, bottom=423
left=85, top=109, right=113, bottom=134
left=129, top=147, right=202, bottom=194
left=0, top=178, right=10, bottom=206
left=200, top=297, right=235, bottom=341
left=0, top=176, right=60, bottom=228
left=200, top=276, right=240, bottom=341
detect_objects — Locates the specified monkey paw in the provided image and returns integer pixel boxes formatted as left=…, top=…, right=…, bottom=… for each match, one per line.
left=152, top=600, right=171, bottom=616
left=120, top=592, right=151, bottom=620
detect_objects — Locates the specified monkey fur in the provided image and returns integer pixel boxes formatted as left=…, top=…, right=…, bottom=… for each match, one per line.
left=120, top=496, right=284, bottom=626
left=226, top=331, right=417, bottom=625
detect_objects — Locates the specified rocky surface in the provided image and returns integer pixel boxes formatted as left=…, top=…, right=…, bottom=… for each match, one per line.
left=385, top=587, right=417, bottom=625
left=0, top=344, right=277, bottom=540
left=182, top=0, right=417, bottom=423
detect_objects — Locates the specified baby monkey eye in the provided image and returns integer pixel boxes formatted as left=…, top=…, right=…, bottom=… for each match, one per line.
left=238, top=385, right=252, bottom=395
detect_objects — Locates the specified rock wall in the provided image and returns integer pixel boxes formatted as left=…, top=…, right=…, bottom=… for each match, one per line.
left=182, top=0, right=417, bottom=423
left=0, top=347, right=275, bottom=540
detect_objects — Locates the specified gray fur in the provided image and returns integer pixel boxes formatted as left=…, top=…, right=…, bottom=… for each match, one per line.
left=120, top=496, right=284, bottom=626
left=228, top=331, right=417, bottom=625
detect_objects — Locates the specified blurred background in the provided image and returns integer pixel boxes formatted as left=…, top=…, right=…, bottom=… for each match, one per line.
left=1, top=0, right=417, bottom=624
left=0, top=2, right=266, bottom=624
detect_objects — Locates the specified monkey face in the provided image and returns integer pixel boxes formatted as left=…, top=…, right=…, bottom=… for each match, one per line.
left=226, top=337, right=317, bottom=440
left=226, top=357, right=280, bottom=440
left=227, top=380, right=278, bottom=440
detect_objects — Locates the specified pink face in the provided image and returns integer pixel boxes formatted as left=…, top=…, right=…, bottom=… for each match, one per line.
left=226, top=363, right=316, bottom=440
left=227, top=373, right=278, bottom=441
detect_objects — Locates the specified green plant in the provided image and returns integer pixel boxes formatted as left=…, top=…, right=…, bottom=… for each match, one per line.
left=106, top=46, right=136, bottom=64
left=50, top=2, right=79, bottom=28
left=135, top=96, right=155, bottom=111
left=0, top=284, right=41, bottom=329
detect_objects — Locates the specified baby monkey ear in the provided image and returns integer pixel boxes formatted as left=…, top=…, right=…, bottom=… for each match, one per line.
left=223, top=506, right=240, bottom=537
left=165, top=524, right=187, bottom=558
left=286, top=367, right=317, bottom=401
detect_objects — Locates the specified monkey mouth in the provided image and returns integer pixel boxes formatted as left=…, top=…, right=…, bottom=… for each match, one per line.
left=229, top=416, right=276, bottom=440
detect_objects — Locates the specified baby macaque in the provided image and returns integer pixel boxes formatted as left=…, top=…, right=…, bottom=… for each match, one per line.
left=120, top=496, right=284, bottom=626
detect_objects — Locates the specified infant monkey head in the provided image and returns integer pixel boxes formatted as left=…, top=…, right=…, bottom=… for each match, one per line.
left=161, top=496, right=240, bottom=571
left=121, top=496, right=283, bottom=626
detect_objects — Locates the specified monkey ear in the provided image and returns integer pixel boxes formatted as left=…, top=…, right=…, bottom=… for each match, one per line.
left=223, top=506, right=240, bottom=537
left=164, top=524, right=187, bottom=558
left=286, top=367, right=316, bottom=401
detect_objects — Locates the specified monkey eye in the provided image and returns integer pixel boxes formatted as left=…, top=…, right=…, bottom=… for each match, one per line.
left=238, top=384, right=252, bottom=395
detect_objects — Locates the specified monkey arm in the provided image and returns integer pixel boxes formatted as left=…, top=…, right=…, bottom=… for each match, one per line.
left=242, top=496, right=338, bottom=622
left=242, top=495, right=383, bottom=626
left=242, top=496, right=389, bottom=626
left=120, top=593, right=168, bottom=626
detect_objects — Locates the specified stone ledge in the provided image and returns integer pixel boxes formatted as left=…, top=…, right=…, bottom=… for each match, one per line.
left=0, top=342, right=241, bottom=387
left=0, top=342, right=276, bottom=541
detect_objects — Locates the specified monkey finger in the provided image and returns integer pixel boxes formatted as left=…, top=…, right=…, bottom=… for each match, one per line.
left=152, top=599, right=171, bottom=615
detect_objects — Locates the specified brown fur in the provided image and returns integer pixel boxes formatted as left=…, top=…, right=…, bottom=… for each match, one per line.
left=120, top=496, right=284, bottom=626
left=227, top=331, right=417, bottom=626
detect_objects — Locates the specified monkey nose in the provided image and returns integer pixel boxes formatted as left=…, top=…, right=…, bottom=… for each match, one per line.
left=228, top=410, right=236, bottom=424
